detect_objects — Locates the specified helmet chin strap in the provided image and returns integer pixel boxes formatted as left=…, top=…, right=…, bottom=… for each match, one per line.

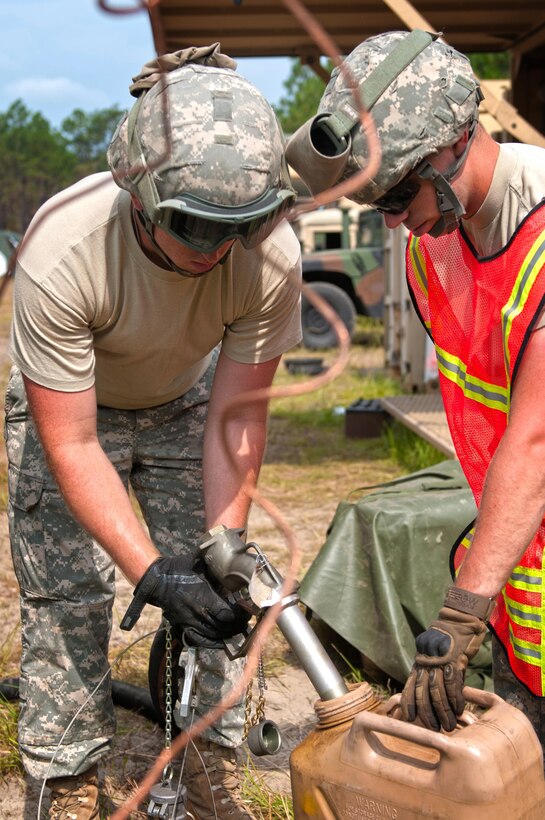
left=416, top=162, right=465, bottom=238
left=133, top=208, right=231, bottom=277
left=415, top=122, right=477, bottom=238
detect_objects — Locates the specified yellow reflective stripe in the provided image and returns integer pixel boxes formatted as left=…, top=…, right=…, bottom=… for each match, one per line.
left=408, top=237, right=431, bottom=330
left=506, top=569, right=542, bottom=621
left=453, top=528, right=474, bottom=578
left=505, top=596, right=541, bottom=627
left=408, top=236, right=427, bottom=297
left=502, top=229, right=545, bottom=376
left=507, top=560, right=545, bottom=689
left=509, top=625, right=542, bottom=666
left=509, top=566, right=543, bottom=593
left=435, top=345, right=509, bottom=412
left=460, top=529, right=474, bottom=549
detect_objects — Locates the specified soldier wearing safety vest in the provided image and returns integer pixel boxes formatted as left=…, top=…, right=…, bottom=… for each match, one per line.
left=288, top=30, right=545, bottom=751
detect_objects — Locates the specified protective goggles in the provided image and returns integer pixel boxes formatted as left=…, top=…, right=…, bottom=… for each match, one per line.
left=373, top=176, right=421, bottom=215
left=155, top=188, right=296, bottom=253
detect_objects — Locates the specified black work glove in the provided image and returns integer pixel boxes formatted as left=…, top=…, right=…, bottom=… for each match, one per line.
left=121, top=555, right=251, bottom=648
left=400, top=586, right=495, bottom=732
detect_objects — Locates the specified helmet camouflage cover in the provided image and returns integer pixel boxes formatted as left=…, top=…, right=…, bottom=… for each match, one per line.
left=289, top=31, right=482, bottom=205
left=108, top=48, right=288, bottom=217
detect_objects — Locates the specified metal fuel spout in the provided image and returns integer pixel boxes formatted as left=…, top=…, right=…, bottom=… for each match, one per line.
left=199, top=524, right=348, bottom=702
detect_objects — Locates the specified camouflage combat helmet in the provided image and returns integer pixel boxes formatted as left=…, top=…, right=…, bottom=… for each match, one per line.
left=108, top=45, right=294, bottom=269
left=286, top=30, right=483, bottom=236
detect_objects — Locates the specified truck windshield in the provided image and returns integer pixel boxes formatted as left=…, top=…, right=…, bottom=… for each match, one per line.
left=357, top=210, right=384, bottom=248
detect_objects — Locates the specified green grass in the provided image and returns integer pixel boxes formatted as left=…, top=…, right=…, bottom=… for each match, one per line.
left=241, top=760, right=294, bottom=820
left=273, top=361, right=401, bottom=421
left=0, top=695, right=21, bottom=778
left=267, top=344, right=444, bottom=476
left=269, top=316, right=445, bottom=476
left=382, top=420, right=446, bottom=474
left=0, top=629, right=22, bottom=779
left=0, top=463, right=8, bottom=513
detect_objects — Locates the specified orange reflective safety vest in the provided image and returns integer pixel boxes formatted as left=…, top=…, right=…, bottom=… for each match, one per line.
left=406, top=202, right=545, bottom=696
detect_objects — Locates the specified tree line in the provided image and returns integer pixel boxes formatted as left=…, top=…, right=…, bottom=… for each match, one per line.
left=0, top=101, right=124, bottom=235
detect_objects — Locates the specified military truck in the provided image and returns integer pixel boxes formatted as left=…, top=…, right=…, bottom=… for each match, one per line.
left=0, top=230, right=20, bottom=277
left=295, top=203, right=385, bottom=349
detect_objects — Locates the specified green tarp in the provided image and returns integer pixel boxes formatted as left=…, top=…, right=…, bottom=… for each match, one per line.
left=299, top=460, right=492, bottom=690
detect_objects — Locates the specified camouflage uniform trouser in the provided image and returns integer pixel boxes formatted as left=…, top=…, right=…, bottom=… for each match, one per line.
left=492, top=635, right=545, bottom=767
left=5, top=357, right=245, bottom=780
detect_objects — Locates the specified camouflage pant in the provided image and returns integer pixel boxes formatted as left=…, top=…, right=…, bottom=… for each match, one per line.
left=492, top=635, right=545, bottom=765
left=5, top=358, right=245, bottom=780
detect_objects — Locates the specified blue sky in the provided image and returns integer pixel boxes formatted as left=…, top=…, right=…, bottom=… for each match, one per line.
left=0, top=1, right=294, bottom=128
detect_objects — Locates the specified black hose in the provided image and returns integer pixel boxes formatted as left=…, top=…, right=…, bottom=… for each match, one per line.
left=0, top=677, right=19, bottom=700
left=111, top=680, right=158, bottom=723
left=0, top=677, right=159, bottom=724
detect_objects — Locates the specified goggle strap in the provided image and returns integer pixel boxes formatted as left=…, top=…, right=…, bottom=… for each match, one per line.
left=322, top=110, right=356, bottom=145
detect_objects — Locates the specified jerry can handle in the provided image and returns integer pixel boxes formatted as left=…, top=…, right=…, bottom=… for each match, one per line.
left=352, top=687, right=503, bottom=758
left=382, top=686, right=500, bottom=718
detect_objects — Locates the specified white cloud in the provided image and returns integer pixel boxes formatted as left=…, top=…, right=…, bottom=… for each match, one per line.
left=5, top=76, right=110, bottom=113
left=0, top=2, right=292, bottom=126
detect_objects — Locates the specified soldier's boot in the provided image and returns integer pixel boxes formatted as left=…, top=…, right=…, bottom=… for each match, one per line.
left=47, top=764, right=100, bottom=820
left=184, top=737, right=256, bottom=819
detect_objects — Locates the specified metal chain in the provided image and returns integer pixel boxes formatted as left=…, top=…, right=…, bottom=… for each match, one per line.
left=242, top=654, right=267, bottom=739
left=163, top=620, right=173, bottom=783
left=164, top=621, right=173, bottom=749
left=242, top=681, right=253, bottom=740
left=255, top=654, right=267, bottom=725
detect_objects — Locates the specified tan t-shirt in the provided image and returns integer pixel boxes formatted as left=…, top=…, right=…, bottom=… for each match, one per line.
left=462, top=142, right=545, bottom=257
left=10, top=173, right=302, bottom=409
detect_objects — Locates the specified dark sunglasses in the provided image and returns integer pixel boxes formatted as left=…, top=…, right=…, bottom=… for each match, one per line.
left=373, top=177, right=421, bottom=215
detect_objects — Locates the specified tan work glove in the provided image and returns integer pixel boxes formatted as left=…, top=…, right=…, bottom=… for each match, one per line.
left=400, top=586, right=495, bottom=732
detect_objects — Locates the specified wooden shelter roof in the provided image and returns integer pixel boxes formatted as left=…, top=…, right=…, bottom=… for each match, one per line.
left=148, top=0, right=545, bottom=61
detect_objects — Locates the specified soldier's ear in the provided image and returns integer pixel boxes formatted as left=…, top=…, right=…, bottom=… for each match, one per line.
left=452, top=129, right=470, bottom=159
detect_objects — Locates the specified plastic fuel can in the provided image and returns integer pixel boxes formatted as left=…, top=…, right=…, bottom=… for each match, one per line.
left=290, top=685, right=545, bottom=819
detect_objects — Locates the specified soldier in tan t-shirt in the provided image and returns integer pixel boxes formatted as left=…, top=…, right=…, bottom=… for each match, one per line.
left=7, top=47, right=301, bottom=819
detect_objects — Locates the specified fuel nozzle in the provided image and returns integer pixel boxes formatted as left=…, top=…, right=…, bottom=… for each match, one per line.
left=200, top=524, right=348, bottom=702
left=199, top=526, right=262, bottom=592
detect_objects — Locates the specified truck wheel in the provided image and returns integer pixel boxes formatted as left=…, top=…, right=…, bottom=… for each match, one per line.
left=301, top=281, right=357, bottom=349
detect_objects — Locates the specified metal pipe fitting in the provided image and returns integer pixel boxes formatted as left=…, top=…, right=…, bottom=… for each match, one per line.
left=200, top=525, right=348, bottom=701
